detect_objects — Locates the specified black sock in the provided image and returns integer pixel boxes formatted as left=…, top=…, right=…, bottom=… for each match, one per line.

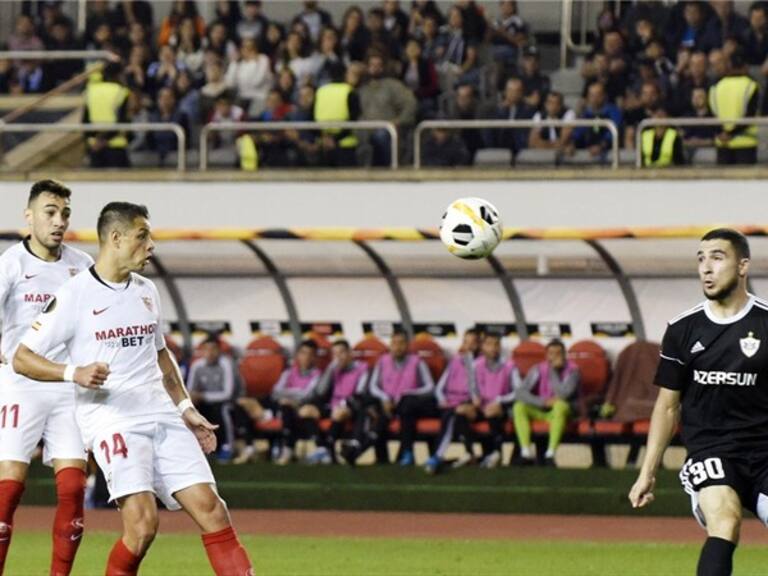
left=697, top=537, right=736, bottom=576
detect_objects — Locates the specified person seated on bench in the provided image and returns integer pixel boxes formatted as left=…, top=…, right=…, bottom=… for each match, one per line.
left=472, top=332, right=519, bottom=469
left=512, top=339, right=580, bottom=467
left=305, top=339, right=369, bottom=464
left=341, top=330, right=436, bottom=466
left=270, top=339, right=324, bottom=465
left=424, top=328, right=481, bottom=475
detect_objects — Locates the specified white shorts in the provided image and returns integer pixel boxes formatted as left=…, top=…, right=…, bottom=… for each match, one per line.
left=0, top=382, right=87, bottom=466
left=91, top=418, right=216, bottom=511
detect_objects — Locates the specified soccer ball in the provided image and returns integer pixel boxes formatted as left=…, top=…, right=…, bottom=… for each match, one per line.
left=439, top=197, right=503, bottom=259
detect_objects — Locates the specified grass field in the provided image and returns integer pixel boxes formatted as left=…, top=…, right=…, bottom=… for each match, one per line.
left=7, top=532, right=768, bottom=576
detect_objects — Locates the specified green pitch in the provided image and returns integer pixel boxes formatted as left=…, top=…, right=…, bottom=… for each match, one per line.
left=6, top=532, right=768, bottom=576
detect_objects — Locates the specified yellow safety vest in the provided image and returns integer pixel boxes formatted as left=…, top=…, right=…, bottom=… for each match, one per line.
left=85, top=81, right=129, bottom=148
left=314, top=82, right=358, bottom=148
left=237, top=134, right=259, bottom=171
left=642, top=127, right=678, bottom=167
left=709, top=75, right=758, bottom=149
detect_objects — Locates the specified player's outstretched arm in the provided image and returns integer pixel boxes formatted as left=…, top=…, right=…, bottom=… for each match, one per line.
left=628, top=387, right=681, bottom=509
left=13, top=344, right=109, bottom=389
left=157, top=347, right=218, bottom=454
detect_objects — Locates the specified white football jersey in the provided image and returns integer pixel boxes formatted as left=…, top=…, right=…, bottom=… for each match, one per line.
left=0, top=240, right=93, bottom=386
left=20, top=267, right=177, bottom=447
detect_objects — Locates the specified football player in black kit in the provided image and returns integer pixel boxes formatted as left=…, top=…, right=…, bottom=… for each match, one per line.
left=630, top=228, right=768, bottom=576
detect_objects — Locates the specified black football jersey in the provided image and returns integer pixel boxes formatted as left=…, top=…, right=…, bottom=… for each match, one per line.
left=656, top=296, right=768, bottom=457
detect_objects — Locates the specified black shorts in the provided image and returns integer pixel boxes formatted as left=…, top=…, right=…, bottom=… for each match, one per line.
left=679, top=451, right=768, bottom=527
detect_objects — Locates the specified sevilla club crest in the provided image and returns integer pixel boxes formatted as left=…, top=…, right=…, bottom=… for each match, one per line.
left=142, top=296, right=153, bottom=313
left=740, top=332, right=760, bottom=358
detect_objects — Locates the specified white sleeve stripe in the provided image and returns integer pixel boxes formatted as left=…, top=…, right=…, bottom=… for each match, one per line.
left=659, top=353, right=685, bottom=366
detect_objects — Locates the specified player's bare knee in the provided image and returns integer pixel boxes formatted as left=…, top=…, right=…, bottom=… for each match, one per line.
left=196, top=491, right=231, bottom=531
left=124, top=514, right=159, bottom=553
left=705, top=504, right=742, bottom=541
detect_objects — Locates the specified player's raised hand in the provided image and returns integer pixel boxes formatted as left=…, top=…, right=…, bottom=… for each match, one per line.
left=182, top=408, right=219, bottom=454
left=74, top=362, right=110, bottom=389
left=628, top=474, right=656, bottom=509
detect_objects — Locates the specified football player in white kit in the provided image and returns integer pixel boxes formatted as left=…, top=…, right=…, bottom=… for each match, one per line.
left=13, top=202, right=253, bottom=576
left=0, top=180, right=93, bottom=576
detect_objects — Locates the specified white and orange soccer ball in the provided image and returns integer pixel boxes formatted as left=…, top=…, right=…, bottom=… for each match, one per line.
left=439, top=197, right=503, bottom=259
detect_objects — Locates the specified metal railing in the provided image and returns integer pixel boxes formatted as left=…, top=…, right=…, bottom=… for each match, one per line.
left=200, top=121, right=399, bottom=170
left=634, top=117, right=768, bottom=167
left=0, top=122, right=187, bottom=171
left=560, top=0, right=595, bottom=68
left=414, top=119, right=620, bottom=169
left=0, top=50, right=120, bottom=62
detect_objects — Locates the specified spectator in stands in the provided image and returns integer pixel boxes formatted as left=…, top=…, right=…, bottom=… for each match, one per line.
left=158, top=0, right=206, bottom=47
left=456, top=1, right=487, bottom=44
left=128, top=21, right=151, bottom=53
left=367, top=7, right=402, bottom=63
left=225, top=37, right=273, bottom=116
left=43, top=16, right=83, bottom=89
left=644, top=39, right=676, bottom=95
left=640, top=107, right=685, bottom=167
left=214, top=0, right=242, bottom=39
left=708, top=47, right=730, bottom=82
left=315, top=61, right=360, bottom=167
left=384, top=1, right=410, bottom=46
left=285, top=84, right=320, bottom=166
left=666, top=0, right=719, bottom=55
left=315, top=27, right=343, bottom=87
left=251, top=88, right=295, bottom=167
left=582, top=30, right=630, bottom=104
left=401, top=36, right=440, bottom=118
left=147, top=44, right=183, bottom=98
left=519, top=46, right=550, bottom=110
left=260, top=21, right=286, bottom=62
left=237, top=1, right=269, bottom=43
left=744, top=1, right=768, bottom=65
left=710, top=47, right=759, bottom=164
left=710, top=0, right=750, bottom=46
left=449, top=83, right=485, bottom=164
left=277, top=68, right=298, bottom=103
left=512, top=339, right=579, bottom=467
left=0, top=58, right=13, bottom=94
left=83, top=62, right=130, bottom=167
left=358, top=51, right=417, bottom=166
left=422, top=127, right=471, bottom=167
left=472, top=333, right=518, bottom=469
left=423, top=328, right=481, bottom=474
left=490, top=0, right=529, bottom=64
left=623, top=81, right=663, bottom=150
left=200, top=58, right=229, bottom=122
left=528, top=91, right=575, bottom=156
left=572, top=82, right=623, bottom=161
left=340, top=6, right=370, bottom=63
left=439, top=6, right=480, bottom=86
left=127, top=89, right=151, bottom=152
left=205, top=20, right=238, bottom=62
left=683, top=86, right=717, bottom=149
left=173, top=70, right=200, bottom=126
left=187, top=336, right=241, bottom=462
left=9, top=14, right=44, bottom=53
left=296, top=1, right=334, bottom=44
left=307, top=339, right=369, bottom=465
left=110, top=0, right=154, bottom=36
left=628, top=16, right=656, bottom=58
left=344, top=330, right=436, bottom=466
left=147, top=87, right=190, bottom=163
left=125, top=45, right=150, bottom=92
left=173, top=16, right=206, bottom=80
left=419, top=14, right=447, bottom=62
left=409, top=1, right=445, bottom=34
left=277, top=31, right=321, bottom=89
left=674, top=50, right=710, bottom=115
left=271, top=340, right=323, bottom=465
left=208, top=93, right=245, bottom=149
left=490, top=77, right=535, bottom=161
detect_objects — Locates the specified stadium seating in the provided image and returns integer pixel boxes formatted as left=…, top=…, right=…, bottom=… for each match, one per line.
left=408, top=333, right=447, bottom=383
left=511, top=340, right=547, bottom=377
left=238, top=335, right=285, bottom=399
left=352, top=336, right=388, bottom=369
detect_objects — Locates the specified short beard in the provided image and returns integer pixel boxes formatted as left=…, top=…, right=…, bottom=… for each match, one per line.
left=704, top=276, right=739, bottom=302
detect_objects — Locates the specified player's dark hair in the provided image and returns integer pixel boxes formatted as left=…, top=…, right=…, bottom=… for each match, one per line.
left=299, top=339, right=318, bottom=352
left=483, top=332, right=502, bottom=342
left=202, top=334, right=221, bottom=347
left=332, top=339, right=350, bottom=350
left=701, top=228, right=751, bottom=260
left=391, top=328, right=409, bottom=340
left=464, top=328, right=479, bottom=337
left=546, top=339, right=566, bottom=353
left=28, top=179, right=71, bottom=206
left=97, top=202, right=150, bottom=243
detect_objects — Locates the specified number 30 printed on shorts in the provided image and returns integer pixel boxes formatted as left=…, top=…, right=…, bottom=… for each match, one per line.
left=99, top=433, right=128, bottom=464
left=688, top=457, right=726, bottom=486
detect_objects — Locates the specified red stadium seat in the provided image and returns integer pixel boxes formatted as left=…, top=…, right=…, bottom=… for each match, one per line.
left=238, top=336, right=285, bottom=398
left=511, top=340, right=547, bottom=377
left=306, top=332, right=333, bottom=371
left=409, top=333, right=447, bottom=382
left=353, top=336, right=389, bottom=370
left=568, top=340, right=610, bottom=418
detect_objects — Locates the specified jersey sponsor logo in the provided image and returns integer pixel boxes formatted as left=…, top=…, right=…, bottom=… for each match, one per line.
left=690, top=341, right=706, bottom=354
left=693, top=370, right=758, bottom=386
left=740, top=332, right=760, bottom=358
left=24, top=293, right=53, bottom=304
left=92, top=307, right=110, bottom=316
left=95, top=324, right=156, bottom=348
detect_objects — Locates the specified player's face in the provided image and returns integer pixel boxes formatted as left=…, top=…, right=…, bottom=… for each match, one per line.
left=697, top=239, right=748, bottom=301
left=462, top=332, right=479, bottom=354
left=118, top=217, right=155, bottom=272
left=390, top=334, right=408, bottom=359
left=482, top=337, right=501, bottom=361
left=202, top=342, right=221, bottom=363
left=546, top=345, right=566, bottom=370
left=25, top=192, right=70, bottom=250
left=296, top=346, right=315, bottom=370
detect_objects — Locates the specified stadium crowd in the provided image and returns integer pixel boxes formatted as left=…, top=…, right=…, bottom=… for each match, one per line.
left=2, top=0, right=768, bottom=166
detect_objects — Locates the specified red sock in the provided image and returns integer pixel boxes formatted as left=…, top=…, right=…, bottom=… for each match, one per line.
left=0, top=479, right=25, bottom=576
left=105, top=539, right=141, bottom=576
left=202, top=526, right=253, bottom=576
left=50, top=468, right=86, bottom=576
